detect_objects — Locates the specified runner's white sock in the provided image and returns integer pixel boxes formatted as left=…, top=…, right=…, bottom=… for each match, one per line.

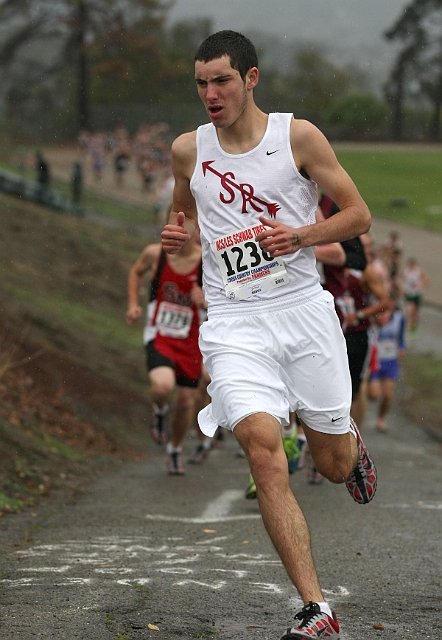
left=315, top=602, right=332, bottom=617
left=153, top=402, right=170, bottom=416
left=348, top=417, right=358, bottom=440
left=166, top=443, right=182, bottom=454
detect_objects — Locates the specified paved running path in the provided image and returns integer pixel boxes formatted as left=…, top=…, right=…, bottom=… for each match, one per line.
left=0, top=397, right=441, bottom=640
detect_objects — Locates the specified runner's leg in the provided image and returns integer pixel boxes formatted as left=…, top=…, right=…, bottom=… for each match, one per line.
left=300, top=421, right=358, bottom=483
left=379, top=378, right=395, bottom=421
left=149, top=366, right=175, bottom=409
left=234, top=412, right=324, bottom=603
left=169, top=385, right=197, bottom=449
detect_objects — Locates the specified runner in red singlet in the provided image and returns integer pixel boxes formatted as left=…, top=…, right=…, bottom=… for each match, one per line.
left=126, top=233, right=210, bottom=474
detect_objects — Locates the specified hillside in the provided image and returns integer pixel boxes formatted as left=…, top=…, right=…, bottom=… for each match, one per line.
left=0, top=190, right=156, bottom=514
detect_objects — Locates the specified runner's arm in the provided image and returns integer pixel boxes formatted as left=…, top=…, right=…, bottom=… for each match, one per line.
left=313, top=207, right=346, bottom=266
left=256, top=120, right=371, bottom=256
left=347, top=264, right=390, bottom=326
left=161, top=133, right=198, bottom=254
left=126, top=244, right=161, bottom=325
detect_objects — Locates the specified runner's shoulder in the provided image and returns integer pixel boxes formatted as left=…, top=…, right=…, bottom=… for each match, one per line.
left=172, top=131, right=197, bottom=163
left=141, top=243, right=162, bottom=266
left=290, top=118, right=330, bottom=151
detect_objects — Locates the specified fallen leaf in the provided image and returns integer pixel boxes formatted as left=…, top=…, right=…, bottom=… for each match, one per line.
left=373, top=623, right=384, bottom=630
left=202, top=529, right=216, bottom=533
left=148, top=623, right=160, bottom=631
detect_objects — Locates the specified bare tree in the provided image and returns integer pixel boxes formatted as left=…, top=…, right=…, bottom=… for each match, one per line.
left=385, top=0, right=442, bottom=141
left=0, top=0, right=169, bottom=133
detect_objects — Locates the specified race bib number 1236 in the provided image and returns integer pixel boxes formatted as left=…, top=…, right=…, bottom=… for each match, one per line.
left=212, top=224, right=289, bottom=301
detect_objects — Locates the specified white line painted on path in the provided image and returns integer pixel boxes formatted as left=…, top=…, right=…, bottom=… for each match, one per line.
left=173, top=579, right=227, bottom=589
left=17, top=565, right=71, bottom=573
left=200, top=490, right=244, bottom=520
left=379, top=501, right=442, bottom=510
left=145, top=514, right=260, bottom=523
left=145, top=489, right=261, bottom=523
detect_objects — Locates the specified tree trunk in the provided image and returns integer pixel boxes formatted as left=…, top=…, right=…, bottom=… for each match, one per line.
left=77, top=0, right=89, bottom=132
left=428, top=65, right=442, bottom=141
left=389, top=60, right=405, bottom=142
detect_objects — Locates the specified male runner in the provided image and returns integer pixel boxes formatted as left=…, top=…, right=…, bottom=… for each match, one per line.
left=161, top=30, right=377, bottom=639
left=126, top=233, right=209, bottom=474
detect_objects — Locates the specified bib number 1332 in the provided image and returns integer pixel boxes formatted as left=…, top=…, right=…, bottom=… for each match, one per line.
left=212, top=225, right=289, bottom=301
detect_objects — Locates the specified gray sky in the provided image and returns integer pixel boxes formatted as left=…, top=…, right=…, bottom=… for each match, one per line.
left=167, top=0, right=411, bottom=88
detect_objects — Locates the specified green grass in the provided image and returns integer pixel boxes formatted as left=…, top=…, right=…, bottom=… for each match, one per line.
left=3, top=282, right=142, bottom=351
left=33, top=433, right=85, bottom=462
left=335, top=149, right=442, bottom=232
left=403, top=353, right=442, bottom=407
left=0, top=491, right=23, bottom=512
left=402, top=353, right=442, bottom=436
left=3, top=147, right=442, bottom=231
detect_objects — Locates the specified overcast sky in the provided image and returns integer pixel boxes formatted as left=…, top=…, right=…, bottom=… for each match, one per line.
left=167, top=0, right=411, bottom=87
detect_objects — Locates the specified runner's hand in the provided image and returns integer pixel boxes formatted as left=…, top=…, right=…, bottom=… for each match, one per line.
left=191, top=283, right=207, bottom=310
left=255, top=216, right=304, bottom=256
left=126, top=305, right=142, bottom=325
left=161, top=211, right=190, bottom=254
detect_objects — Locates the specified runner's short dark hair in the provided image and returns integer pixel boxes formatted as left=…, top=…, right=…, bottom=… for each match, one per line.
left=195, top=30, right=258, bottom=80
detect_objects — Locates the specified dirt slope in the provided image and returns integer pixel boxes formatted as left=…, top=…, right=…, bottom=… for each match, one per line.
left=0, top=190, right=154, bottom=513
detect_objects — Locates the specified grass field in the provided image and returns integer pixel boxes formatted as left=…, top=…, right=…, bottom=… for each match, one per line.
left=336, top=148, right=442, bottom=233
left=2, top=145, right=442, bottom=231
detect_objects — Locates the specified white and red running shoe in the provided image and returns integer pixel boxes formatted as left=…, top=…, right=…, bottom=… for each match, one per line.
left=345, top=418, right=377, bottom=504
left=280, top=602, right=340, bottom=639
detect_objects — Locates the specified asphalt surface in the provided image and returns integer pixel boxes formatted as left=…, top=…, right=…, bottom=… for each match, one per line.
left=0, top=379, right=441, bottom=639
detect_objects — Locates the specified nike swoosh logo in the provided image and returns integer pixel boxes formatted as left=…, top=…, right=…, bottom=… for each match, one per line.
left=331, top=416, right=343, bottom=422
left=266, top=150, right=279, bottom=155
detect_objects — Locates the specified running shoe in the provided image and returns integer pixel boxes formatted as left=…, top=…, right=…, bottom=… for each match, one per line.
left=151, top=405, right=169, bottom=444
left=283, top=431, right=301, bottom=474
left=345, top=418, right=377, bottom=504
left=280, top=601, right=340, bottom=639
left=307, top=465, right=324, bottom=485
left=188, top=443, right=211, bottom=464
left=245, top=475, right=257, bottom=499
left=167, top=451, right=185, bottom=475
left=376, top=417, right=387, bottom=433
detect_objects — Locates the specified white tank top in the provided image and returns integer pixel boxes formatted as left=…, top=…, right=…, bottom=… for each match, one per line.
left=190, top=112, right=321, bottom=310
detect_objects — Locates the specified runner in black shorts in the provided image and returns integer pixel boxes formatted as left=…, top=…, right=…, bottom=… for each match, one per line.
left=126, top=231, right=210, bottom=474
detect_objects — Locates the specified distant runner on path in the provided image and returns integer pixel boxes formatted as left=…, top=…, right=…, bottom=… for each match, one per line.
left=403, top=257, right=430, bottom=334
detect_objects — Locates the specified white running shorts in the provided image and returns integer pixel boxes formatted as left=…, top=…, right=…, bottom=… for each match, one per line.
left=198, top=287, right=352, bottom=437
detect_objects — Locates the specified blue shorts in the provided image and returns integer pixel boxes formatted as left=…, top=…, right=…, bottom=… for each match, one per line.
left=370, top=359, right=399, bottom=381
